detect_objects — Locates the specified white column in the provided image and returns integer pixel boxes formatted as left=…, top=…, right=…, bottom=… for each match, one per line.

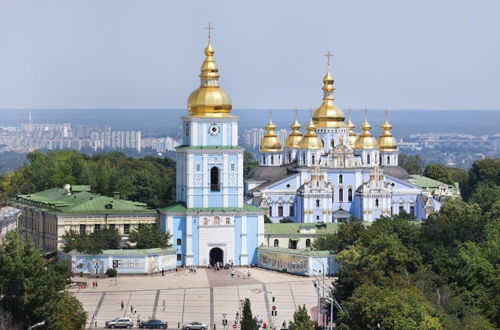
left=203, top=154, right=208, bottom=207
left=237, top=152, right=244, bottom=207
left=202, top=123, right=207, bottom=146
left=185, top=216, right=193, bottom=266
left=232, top=121, right=238, bottom=146
left=241, top=216, right=248, bottom=265
left=187, top=154, right=194, bottom=208
left=191, top=122, right=198, bottom=146
left=223, top=153, right=228, bottom=207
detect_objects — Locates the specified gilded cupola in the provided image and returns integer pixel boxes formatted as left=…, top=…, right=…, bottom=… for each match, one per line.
left=312, top=70, right=346, bottom=128
left=354, top=115, right=378, bottom=150
left=187, top=42, right=232, bottom=117
left=260, top=117, right=282, bottom=152
left=285, top=119, right=303, bottom=148
left=299, top=120, right=324, bottom=150
left=378, top=119, right=398, bottom=151
left=347, top=108, right=357, bottom=148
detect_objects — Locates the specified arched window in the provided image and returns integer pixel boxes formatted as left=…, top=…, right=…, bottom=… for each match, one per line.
left=339, top=174, right=343, bottom=184
left=262, top=155, right=266, bottom=165
left=288, top=152, right=292, bottom=163
left=271, top=155, right=274, bottom=165
left=196, top=163, right=201, bottom=171
left=305, top=239, right=311, bottom=248
left=367, top=154, right=371, bottom=164
left=274, top=239, right=279, bottom=247
left=348, top=188, right=353, bottom=202
left=330, top=139, right=335, bottom=148
left=387, top=155, right=390, bottom=165
left=339, top=188, right=344, bottom=202
left=312, top=155, right=315, bottom=165
left=316, top=199, right=320, bottom=207
left=225, top=217, right=231, bottom=225
left=303, top=155, right=306, bottom=164
left=214, top=216, right=220, bottom=225
left=289, top=204, right=294, bottom=216
left=210, top=167, right=220, bottom=191
left=203, top=217, right=208, bottom=225
left=269, top=206, right=273, bottom=216
left=375, top=199, right=379, bottom=207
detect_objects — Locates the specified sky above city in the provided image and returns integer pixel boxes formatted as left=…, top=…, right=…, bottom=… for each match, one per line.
left=0, top=0, right=499, bottom=110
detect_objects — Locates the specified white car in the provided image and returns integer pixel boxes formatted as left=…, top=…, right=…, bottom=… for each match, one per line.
left=183, top=321, right=207, bottom=330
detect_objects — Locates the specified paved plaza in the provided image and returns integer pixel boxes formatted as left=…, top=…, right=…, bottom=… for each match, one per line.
left=73, top=268, right=327, bottom=329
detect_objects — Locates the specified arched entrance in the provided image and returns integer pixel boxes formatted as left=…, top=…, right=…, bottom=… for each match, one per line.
left=209, top=247, right=223, bottom=266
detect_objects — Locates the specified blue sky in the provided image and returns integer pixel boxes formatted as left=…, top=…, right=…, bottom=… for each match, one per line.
left=0, top=0, right=499, bottom=110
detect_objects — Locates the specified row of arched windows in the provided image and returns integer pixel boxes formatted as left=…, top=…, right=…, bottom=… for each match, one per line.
left=273, top=238, right=311, bottom=248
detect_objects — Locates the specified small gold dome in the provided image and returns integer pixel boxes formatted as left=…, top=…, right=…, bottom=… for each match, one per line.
left=260, top=118, right=282, bottom=152
left=354, top=119, right=378, bottom=149
left=347, top=118, right=357, bottom=148
left=312, top=71, right=346, bottom=128
left=187, top=42, right=233, bottom=117
left=378, top=120, right=398, bottom=151
left=299, top=120, right=324, bottom=150
left=285, top=119, right=303, bottom=148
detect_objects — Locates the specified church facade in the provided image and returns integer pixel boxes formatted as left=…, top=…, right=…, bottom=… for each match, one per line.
left=159, top=40, right=265, bottom=267
left=245, top=69, right=443, bottom=223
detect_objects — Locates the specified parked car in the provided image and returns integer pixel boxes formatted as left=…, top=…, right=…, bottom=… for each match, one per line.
left=139, top=319, right=168, bottom=329
left=105, top=317, right=134, bottom=328
left=183, top=321, right=207, bottom=330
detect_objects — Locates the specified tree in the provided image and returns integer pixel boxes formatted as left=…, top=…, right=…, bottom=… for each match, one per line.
left=244, top=151, right=259, bottom=177
left=240, top=298, right=258, bottom=330
left=398, top=154, right=424, bottom=175
left=279, top=218, right=294, bottom=223
left=129, top=224, right=171, bottom=249
left=424, top=164, right=453, bottom=184
left=289, top=305, right=315, bottom=330
left=339, top=285, right=443, bottom=330
left=61, top=227, right=121, bottom=254
left=312, top=220, right=365, bottom=253
left=0, top=230, right=87, bottom=329
left=463, top=158, right=500, bottom=200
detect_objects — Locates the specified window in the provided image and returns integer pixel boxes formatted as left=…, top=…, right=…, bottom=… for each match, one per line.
left=387, top=156, right=390, bottom=165
left=348, top=188, right=353, bottom=202
left=303, top=155, right=306, bottom=164
left=177, top=238, right=182, bottom=246
left=79, top=224, right=86, bottom=233
left=263, top=155, right=266, bottom=165
left=196, top=163, right=201, bottom=171
left=367, top=154, right=371, bottom=164
left=339, top=188, right=344, bottom=202
left=288, top=153, right=292, bottom=163
left=124, top=224, right=130, bottom=235
left=312, top=155, right=315, bottom=164
left=278, top=206, right=283, bottom=217
left=274, top=239, right=279, bottom=247
left=203, top=217, right=208, bottom=225
left=109, top=224, right=115, bottom=229
left=269, top=206, right=273, bottom=217
left=316, top=199, right=320, bottom=207
left=230, top=163, right=235, bottom=171
left=375, top=199, right=379, bottom=207
left=410, top=206, right=415, bottom=215
left=226, top=217, right=231, bottom=225
left=214, top=216, right=220, bottom=225
left=94, top=224, right=101, bottom=231
left=288, top=240, right=297, bottom=249
left=289, top=205, right=294, bottom=216
left=399, top=205, right=404, bottom=214
left=185, top=123, right=189, bottom=136
left=177, top=254, right=182, bottom=261
left=271, top=155, right=274, bottom=165
left=339, top=174, right=343, bottom=184
left=305, top=239, right=311, bottom=248
left=210, top=167, right=220, bottom=191
left=330, top=139, right=335, bottom=148
left=316, top=215, right=320, bottom=220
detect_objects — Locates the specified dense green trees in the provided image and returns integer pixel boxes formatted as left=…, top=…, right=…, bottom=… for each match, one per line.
left=244, top=151, right=259, bottom=177
left=129, top=224, right=171, bottom=249
left=61, top=227, right=121, bottom=254
left=424, top=164, right=454, bottom=184
left=289, top=305, right=315, bottom=330
left=240, top=298, right=258, bottom=330
left=0, top=230, right=87, bottom=329
left=398, top=154, right=424, bottom=174
left=0, top=150, right=176, bottom=208
left=318, top=187, right=499, bottom=328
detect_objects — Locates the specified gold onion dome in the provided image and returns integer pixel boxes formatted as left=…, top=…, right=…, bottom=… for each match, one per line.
left=378, top=120, right=398, bottom=151
left=354, top=118, right=378, bottom=149
left=285, top=119, right=303, bottom=148
left=299, top=120, right=324, bottom=150
left=187, top=42, right=232, bottom=117
left=260, top=118, right=282, bottom=152
left=312, top=71, right=346, bottom=128
left=347, top=117, right=357, bottom=148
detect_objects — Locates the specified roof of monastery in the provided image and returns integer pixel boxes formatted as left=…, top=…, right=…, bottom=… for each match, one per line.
left=158, top=202, right=263, bottom=214
left=410, top=175, right=458, bottom=189
left=264, top=222, right=340, bottom=236
left=258, top=245, right=333, bottom=256
left=63, top=247, right=176, bottom=255
left=246, top=164, right=291, bottom=181
left=380, top=165, right=410, bottom=180
left=15, top=186, right=154, bottom=215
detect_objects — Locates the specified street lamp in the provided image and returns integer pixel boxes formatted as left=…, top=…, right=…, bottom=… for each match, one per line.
left=314, top=280, right=342, bottom=329
left=28, top=321, right=45, bottom=330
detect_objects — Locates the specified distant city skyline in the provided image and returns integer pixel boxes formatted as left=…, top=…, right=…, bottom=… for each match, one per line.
left=0, top=0, right=499, bottom=110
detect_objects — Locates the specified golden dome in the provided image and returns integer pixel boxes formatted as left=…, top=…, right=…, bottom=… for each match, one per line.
left=312, top=71, right=346, bottom=128
left=354, top=119, right=378, bottom=149
left=347, top=118, right=357, bottom=148
left=285, top=119, right=303, bottom=148
left=378, top=120, right=398, bottom=151
left=299, top=120, right=324, bottom=150
left=187, top=42, right=233, bottom=117
left=260, top=118, right=282, bottom=152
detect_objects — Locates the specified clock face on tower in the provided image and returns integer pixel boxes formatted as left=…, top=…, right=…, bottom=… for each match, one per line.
left=208, top=123, right=221, bottom=136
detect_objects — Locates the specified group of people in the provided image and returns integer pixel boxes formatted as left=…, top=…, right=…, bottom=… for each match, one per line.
left=230, top=269, right=251, bottom=280
left=175, top=265, right=198, bottom=275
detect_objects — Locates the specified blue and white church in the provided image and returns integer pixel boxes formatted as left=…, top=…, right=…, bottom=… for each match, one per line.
left=245, top=68, right=443, bottom=223
left=159, top=40, right=265, bottom=267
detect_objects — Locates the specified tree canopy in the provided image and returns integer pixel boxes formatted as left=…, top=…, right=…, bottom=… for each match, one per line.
left=61, top=227, right=121, bottom=254
left=240, top=298, right=258, bottom=330
left=129, top=223, right=171, bottom=249
left=289, top=305, right=315, bottom=330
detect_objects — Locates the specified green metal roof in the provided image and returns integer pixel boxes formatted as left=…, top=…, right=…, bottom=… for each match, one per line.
left=264, top=222, right=340, bottom=236
left=16, top=187, right=155, bottom=215
left=158, top=202, right=263, bottom=213
left=62, top=247, right=176, bottom=255
left=258, top=245, right=333, bottom=257
left=410, top=175, right=456, bottom=188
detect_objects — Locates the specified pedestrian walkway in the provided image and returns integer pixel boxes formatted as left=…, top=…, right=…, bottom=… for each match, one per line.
left=73, top=268, right=324, bottom=329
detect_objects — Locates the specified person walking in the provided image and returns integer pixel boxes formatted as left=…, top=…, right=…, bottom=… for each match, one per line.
left=162, top=300, right=166, bottom=311
left=161, top=268, right=165, bottom=276
left=121, top=300, right=124, bottom=310
left=282, top=321, right=286, bottom=329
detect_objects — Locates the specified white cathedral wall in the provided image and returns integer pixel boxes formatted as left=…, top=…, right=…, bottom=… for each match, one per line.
left=198, top=225, right=235, bottom=267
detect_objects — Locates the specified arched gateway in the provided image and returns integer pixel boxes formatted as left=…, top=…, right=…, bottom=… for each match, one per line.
left=209, top=247, right=223, bottom=266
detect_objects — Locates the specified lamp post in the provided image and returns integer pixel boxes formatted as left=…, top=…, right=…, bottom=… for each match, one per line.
left=315, top=281, right=342, bottom=330
left=28, top=321, right=45, bottom=330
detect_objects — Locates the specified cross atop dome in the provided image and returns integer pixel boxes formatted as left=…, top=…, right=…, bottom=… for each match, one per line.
left=324, top=50, right=333, bottom=67
left=204, top=22, right=215, bottom=42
